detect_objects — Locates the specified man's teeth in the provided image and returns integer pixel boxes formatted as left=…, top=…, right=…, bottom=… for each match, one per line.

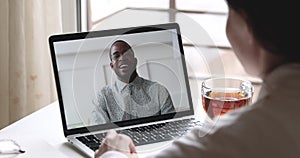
left=120, top=64, right=128, bottom=68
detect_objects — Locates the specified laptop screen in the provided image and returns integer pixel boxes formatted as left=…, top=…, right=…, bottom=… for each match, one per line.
left=49, top=23, right=193, bottom=134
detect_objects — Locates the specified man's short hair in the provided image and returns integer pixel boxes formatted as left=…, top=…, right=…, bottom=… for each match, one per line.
left=109, top=40, right=132, bottom=61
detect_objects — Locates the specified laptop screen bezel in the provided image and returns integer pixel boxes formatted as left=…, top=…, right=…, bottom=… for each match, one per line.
left=48, top=23, right=194, bottom=136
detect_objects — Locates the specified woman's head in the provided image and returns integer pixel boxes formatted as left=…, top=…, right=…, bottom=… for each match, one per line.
left=226, top=0, right=299, bottom=60
left=225, top=0, right=299, bottom=77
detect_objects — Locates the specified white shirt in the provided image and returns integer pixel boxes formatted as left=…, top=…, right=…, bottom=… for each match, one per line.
left=100, top=63, right=300, bottom=158
left=92, top=76, right=175, bottom=124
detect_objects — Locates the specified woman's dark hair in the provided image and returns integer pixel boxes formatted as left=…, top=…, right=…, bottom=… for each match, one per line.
left=225, top=0, right=299, bottom=62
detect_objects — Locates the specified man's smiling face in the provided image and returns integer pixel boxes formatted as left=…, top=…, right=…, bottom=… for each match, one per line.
left=110, top=41, right=137, bottom=83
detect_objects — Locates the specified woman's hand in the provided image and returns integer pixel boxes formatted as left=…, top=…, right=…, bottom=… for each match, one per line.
left=94, top=130, right=138, bottom=158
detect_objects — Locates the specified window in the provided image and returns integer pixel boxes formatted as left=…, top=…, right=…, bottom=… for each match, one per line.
left=89, top=0, right=169, bottom=28
left=79, top=0, right=262, bottom=102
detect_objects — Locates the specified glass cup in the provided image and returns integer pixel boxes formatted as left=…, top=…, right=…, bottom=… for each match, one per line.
left=201, top=77, right=254, bottom=119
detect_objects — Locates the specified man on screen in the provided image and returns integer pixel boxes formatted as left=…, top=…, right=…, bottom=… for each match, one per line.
left=92, top=40, right=175, bottom=124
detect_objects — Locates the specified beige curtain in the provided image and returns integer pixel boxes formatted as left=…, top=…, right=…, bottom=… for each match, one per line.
left=0, top=0, right=62, bottom=129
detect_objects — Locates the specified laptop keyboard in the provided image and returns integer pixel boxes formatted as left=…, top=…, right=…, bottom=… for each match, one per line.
left=76, top=118, right=202, bottom=151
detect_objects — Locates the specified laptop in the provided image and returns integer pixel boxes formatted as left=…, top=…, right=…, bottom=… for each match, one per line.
left=48, top=23, right=201, bottom=157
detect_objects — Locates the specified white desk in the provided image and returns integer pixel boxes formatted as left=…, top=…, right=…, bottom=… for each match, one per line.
left=0, top=84, right=260, bottom=158
left=0, top=101, right=89, bottom=157
left=0, top=99, right=206, bottom=158
left=1, top=86, right=262, bottom=158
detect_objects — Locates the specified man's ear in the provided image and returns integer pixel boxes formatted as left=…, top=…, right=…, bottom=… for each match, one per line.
left=134, top=57, right=138, bottom=66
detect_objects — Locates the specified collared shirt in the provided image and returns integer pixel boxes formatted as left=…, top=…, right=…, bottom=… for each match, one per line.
left=100, top=63, right=300, bottom=158
left=92, top=76, right=175, bottom=124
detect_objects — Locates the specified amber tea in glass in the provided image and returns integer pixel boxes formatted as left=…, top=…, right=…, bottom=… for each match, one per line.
left=201, top=78, right=253, bottom=119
